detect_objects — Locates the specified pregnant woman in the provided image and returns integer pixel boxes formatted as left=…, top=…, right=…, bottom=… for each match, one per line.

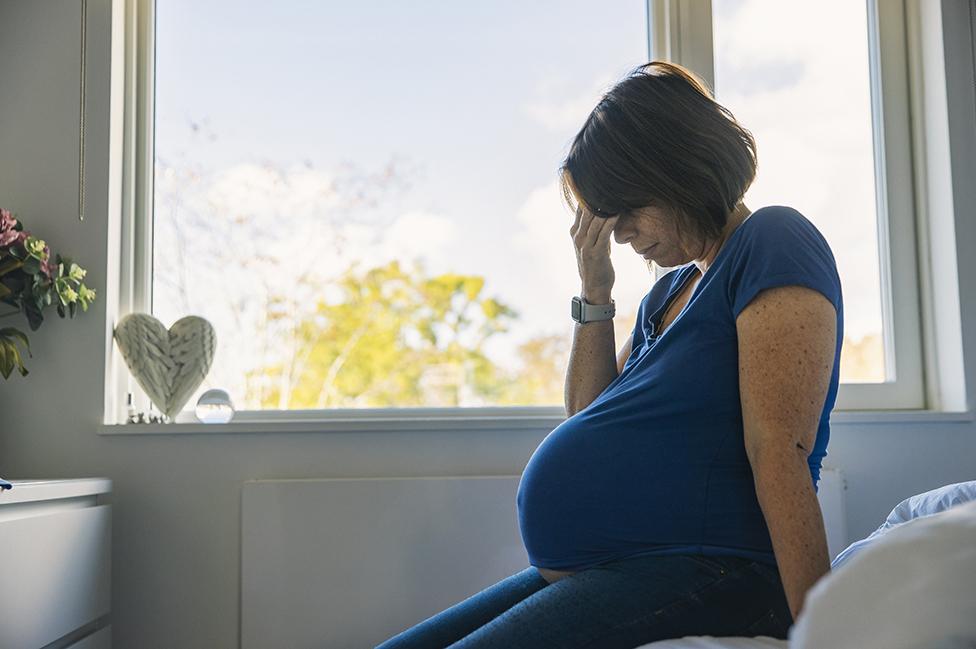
left=377, top=61, right=844, bottom=649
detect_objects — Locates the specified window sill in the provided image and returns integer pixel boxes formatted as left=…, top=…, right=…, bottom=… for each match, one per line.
left=828, top=408, right=974, bottom=425
left=96, top=406, right=974, bottom=435
left=97, top=406, right=568, bottom=435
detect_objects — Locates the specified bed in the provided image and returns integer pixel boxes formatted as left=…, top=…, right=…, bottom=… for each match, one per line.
left=636, top=480, right=976, bottom=649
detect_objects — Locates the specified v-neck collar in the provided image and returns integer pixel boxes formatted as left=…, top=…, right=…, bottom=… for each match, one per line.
left=646, top=267, right=698, bottom=339
left=646, top=211, right=755, bottom=339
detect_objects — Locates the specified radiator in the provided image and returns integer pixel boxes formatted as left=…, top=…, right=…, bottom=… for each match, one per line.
left=241, top=469, right=846, bottom=649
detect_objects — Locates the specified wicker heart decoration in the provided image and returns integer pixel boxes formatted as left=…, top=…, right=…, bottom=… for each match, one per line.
left=113, top=313, right=216, bottom=419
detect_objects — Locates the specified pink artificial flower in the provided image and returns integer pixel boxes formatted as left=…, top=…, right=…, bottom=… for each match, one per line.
left=0, top=209, right=15, bottom=231
left=0, top=210, right=23, bottom=248
left=0, top=229, right=28, bottom=250
left=39, top=245, right=54, bottom=278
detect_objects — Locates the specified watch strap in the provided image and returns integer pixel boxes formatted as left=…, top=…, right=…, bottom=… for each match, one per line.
left=573, top=295, right=615, bottom=323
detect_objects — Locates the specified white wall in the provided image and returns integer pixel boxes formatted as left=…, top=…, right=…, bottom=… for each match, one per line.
left=1, top=1, right=975, bottom=647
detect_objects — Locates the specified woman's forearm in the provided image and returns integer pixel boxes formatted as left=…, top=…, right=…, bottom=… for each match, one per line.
left=752, top=449, right=831, bottom=622
left=564, top=287, right=618, bottom=416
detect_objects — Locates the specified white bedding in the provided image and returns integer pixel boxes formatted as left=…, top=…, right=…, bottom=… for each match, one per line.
left=637, top=636, right=788, bottom=648
left=789, top=500, right=976, bottom=649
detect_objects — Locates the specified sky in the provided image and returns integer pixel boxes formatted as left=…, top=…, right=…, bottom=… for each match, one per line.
left=152, top=0, right=885, bottom=405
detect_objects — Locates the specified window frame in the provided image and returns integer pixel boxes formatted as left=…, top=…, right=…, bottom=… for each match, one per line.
left=106, top=0, right=156, bottom=426
left=104, top=0, right=951, bottom=430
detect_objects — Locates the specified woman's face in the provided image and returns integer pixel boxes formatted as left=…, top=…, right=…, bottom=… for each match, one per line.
left=611, top=205, right=700, bottom=268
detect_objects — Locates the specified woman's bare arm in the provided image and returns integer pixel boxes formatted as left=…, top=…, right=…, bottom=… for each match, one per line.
left=566, top=204, right=625, bottom=417
left=564, top=296, right=632, bottom=416
left=737, top=284, right=836, bottom=622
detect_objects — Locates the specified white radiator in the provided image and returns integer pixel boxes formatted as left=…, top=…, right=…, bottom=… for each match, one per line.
left=818, top=466, right=848, bottom=560
left=241, top=469, right=846, bottom=649
left=241, top=476, right=528, bottom=649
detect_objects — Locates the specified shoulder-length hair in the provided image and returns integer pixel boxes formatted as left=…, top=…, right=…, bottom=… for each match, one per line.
left=560, top=61, right=757, bottom=247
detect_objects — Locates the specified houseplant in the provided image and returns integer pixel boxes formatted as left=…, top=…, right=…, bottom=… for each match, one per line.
left=0, top=207, right=96, bottom=379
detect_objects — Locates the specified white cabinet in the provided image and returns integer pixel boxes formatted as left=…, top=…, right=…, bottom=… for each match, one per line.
left=0, top=478, right=112, bottom=649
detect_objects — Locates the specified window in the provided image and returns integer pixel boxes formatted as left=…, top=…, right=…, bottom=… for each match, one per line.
left=650, top=0, right=924, bottom=410
left=146, top=0, right=651, bottom=418
left=115, top=0, right=926, bottom=424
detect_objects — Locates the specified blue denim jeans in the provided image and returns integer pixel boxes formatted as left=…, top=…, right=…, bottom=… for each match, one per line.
left=375, top=553, right=793, bottom=649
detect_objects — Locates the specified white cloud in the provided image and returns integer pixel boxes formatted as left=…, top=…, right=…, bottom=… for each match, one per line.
left=715, top=0, right=866, bottom=68
left=204, top=162, right=341, bottom=221
left=197, top=165, right=458, bottom=285
left=340, top=210, right=459, bottom=276
left=506, top=180, right=655, bottom=341
left=522, top=74, right=617, bottom=132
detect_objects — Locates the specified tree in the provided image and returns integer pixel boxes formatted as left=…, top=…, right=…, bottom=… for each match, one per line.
left=155, top=120, right=579, bottom=410
left=246, top=258, right=527, bottom=408
left=487, top=333, right=568, bottom=406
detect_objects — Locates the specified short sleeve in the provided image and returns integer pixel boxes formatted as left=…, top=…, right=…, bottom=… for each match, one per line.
left=728, top=208, right=842, bottom=319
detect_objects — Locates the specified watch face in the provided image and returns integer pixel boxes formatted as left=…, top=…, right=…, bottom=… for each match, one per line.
left=571, top=297, right=582, bottom=321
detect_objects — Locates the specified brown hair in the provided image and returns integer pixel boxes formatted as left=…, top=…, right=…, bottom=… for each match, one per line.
left=560, top=61, right=757, bottom=249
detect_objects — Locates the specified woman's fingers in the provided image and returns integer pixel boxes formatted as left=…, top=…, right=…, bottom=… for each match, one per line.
left=570, top=204, right=617, bottom=292
left=580, top=206, right=596, bottom=240
left=575, top=205, right=601, bottom=245
left=571, top=204, right=617, bottom=251
left=596, top=216, right=618, bottom=248
left=570, top=205, right=582, bottom=237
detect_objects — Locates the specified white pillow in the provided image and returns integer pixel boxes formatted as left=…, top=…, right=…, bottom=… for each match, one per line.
left=831, top=480, right=976, bottom=570
left=884, top=479, right=976, bottom=524
left=790, top=499, right=976, bottom=649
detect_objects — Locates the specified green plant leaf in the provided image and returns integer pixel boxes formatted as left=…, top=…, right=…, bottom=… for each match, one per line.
left=6, top=342, right=28, bottom=377
left=0, top=343, right=12, bottom=379
left=0, top=339, right=27, bottom=378
left=25, top=300, right=44, bottom=330
left=2, top=271, right=25, bottom=294
left=0, top=327, right=32, bottom=354
left=21, top=256, right=40, bottom=275
left=0, top=257, right=22, bottom=277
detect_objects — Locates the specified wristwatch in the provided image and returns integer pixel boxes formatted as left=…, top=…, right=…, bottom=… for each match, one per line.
left=571, top=295, right=616, bottom=323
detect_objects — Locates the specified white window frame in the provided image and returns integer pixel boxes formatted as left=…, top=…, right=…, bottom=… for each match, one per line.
left=101, top=0, right=967, bottom=432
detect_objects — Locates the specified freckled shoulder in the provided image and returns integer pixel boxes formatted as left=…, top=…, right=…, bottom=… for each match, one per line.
left=735, top=284, right=836, bottom=461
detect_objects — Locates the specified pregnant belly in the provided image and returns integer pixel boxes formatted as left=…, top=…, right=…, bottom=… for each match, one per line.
left=517, top=413, right=714, bottom=569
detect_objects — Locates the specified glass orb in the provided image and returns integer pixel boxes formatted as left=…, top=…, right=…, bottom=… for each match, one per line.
left=194, top=388, right=235, bottom=424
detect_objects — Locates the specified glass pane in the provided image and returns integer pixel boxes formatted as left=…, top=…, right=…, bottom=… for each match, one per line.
left=153, top=0, right=649, bottom=411
left=712, top=0, right=885, bottom=383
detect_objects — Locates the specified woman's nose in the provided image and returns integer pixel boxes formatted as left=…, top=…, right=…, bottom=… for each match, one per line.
left=613, top=224, right=631, bottom=245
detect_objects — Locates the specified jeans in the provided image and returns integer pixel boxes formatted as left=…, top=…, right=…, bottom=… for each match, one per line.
left=375, top=553, right=793, bottom=649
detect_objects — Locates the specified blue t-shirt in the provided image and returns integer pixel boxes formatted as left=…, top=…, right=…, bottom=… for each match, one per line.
left=516, top=205, right=844, bottom=571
